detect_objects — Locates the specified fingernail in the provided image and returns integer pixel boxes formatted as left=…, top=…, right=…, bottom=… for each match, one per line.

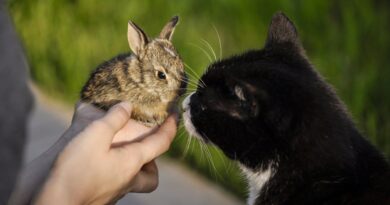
left=168, top=105, right=181, bottom=115
left=76, top=102, right=88, bottom=111
left=117, top=102, right=132, bottom=115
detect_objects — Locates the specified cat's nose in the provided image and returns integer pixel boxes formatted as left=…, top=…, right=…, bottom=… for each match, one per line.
left=188, top=94, right=204, bottom=115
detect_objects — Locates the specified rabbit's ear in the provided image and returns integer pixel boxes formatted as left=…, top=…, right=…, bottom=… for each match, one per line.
left=265, top=12, right=302, bottom=49
left=159, top=16, right=179, bottom=41
left=128, top=21, right=148, bottom=55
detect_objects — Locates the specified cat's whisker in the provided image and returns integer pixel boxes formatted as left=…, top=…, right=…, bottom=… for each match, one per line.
left=183, top=90, right=196, bottom=94
left=184, top=82, right=199, bottom=89
left=182, top=78, right=200, bottom=88
left=200, top=132, right=222, bottom=179
left=214, top=147, right=227, bottom=169
left=176, top=78, right=199, bottom=88
left=200, top=142, right=210, bottom=163
left=181, top=86, right=197, bottom=90
left=186, top=77, right=204, bottom=89
left=180, top=90, right=196, bottom=94
left=182, top=72, right=199, bottom=84
left=166, top=87, right=191, bottom=90
left=177, top=124, right=186, bottom=131
left=198, top=140, right=206, bottom=162
left=214, top=147, right=232, bottom=176
left=203, top=143, right=220, bottom=179
left=190, top=136, right=197, bottom=154
left=182, top=68, right=199, bottom=79
left=176, top=131, right=186, bottom=142
left=198, top=141, right=211, bottom=168
left=178, top=75, right=199, bottom=87
left=184, top=63, right=202, bottom=80
left=181, top=89, right=196, bottom=92
left=176, top=126, right=183, bottom=132
left=184, top=63, right=206, bottom=88
left=188, top=43, right=213, bottom=63
left=181, top=72, right=198, bottom=83
left=182, top=134, right=192, bottom=159
left=176, top=131, right=185, bottom=137
left=182, top=72, right=202, bottom=88
left=212, top=24, right=223, bottom=60
left=200, top=38, right=217, bottom=61
left=185, top=84, right=200, bottom=90
left=164, top=88, right=196, bottom=92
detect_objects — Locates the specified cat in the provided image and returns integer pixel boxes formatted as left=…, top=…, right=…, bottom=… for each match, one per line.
left=182, top=12, right=390, bottom=205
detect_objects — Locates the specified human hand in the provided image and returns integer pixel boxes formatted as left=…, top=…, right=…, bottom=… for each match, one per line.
left=34, top=102, right=178, bottom=205
left=67, top=101, right=155, bottom=144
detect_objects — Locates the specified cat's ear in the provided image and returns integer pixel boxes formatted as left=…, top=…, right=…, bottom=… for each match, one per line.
left=265, top=12, right=302, bottom=49
left=128, top=20, right=148, bottom=56
left=159, top=16, right=179, bottom=41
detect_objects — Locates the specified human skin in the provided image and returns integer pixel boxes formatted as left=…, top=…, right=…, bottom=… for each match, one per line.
left=10, top=102, right=178, bottom=205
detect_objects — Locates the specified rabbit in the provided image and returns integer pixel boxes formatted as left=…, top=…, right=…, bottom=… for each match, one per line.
left=81, top=16, right=186, bottom=127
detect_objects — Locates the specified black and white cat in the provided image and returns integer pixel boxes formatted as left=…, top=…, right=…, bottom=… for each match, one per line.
left=182, top=12, right=390, bottom=205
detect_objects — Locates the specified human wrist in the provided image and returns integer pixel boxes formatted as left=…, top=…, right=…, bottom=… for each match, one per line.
left=34, top=167, right=85, bottom=205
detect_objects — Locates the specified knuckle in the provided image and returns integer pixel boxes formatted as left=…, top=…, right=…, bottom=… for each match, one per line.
left=128, top=144, right=145, bottom=163
left=89, top=120, right=109, bottom=131
left=161, top=139, right=172, bottom=152
left=149, top=178, right=159, bottom=192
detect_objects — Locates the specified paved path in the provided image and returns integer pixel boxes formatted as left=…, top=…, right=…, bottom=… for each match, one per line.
left=25, top=89, right=244, bottom=205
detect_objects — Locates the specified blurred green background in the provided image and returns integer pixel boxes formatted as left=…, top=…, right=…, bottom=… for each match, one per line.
left=8, top=0, right=390, bottom=199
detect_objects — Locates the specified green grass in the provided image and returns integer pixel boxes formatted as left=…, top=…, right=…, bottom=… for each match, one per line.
left=9, top=0, right=390, bottom=199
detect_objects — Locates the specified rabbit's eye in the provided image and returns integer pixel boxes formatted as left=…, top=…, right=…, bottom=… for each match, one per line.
left=157, top=71, right=166, bottom=80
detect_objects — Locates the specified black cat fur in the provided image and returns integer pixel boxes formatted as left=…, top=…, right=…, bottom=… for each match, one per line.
left=184, top=12, right=390, bottom=205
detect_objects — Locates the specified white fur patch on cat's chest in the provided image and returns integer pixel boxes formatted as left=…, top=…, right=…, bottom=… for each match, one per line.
left=240, top=164, right=273, bottom=205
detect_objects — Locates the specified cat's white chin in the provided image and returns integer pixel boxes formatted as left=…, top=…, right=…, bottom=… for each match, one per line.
left=182, top=93, right=204, bottom=141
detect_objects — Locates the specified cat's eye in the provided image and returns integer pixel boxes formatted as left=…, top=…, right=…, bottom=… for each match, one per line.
left=234, top=86, right=246, bottom=101
left=157, top=71, right=166, bottom=80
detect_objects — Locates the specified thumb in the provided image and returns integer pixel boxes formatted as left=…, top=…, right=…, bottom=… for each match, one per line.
left=87, top=102, right=132, bottom=147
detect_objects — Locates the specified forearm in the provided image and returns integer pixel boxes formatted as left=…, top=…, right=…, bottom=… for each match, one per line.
left=33, top=173, right=81, bottom=205
left=8, top=128, right=76, bottom=205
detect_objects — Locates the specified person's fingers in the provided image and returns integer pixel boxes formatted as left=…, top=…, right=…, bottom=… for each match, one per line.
left=112, top=119, right=155, bottom=144
left=127, top=161, right=159, bottom=193
left=87, top=102, right=132, bottom=146
left=130, top=114, right=178, bottom=163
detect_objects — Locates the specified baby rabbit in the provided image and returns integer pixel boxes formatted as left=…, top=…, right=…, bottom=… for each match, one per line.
left=81, top=16, right=186, bottom=126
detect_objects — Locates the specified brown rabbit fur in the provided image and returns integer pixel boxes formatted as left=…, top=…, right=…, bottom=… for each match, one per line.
left=81, top=16, right=186, bottom=126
